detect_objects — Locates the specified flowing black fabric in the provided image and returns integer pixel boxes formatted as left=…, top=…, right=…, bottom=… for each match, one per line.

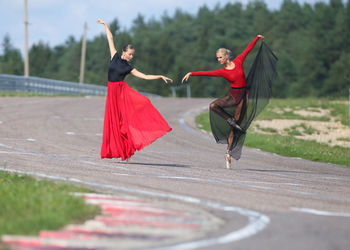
left=209, top=42, right=278, bottom=160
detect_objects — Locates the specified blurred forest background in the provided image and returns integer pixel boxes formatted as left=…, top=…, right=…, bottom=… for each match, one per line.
left=0, top=0, right=349, bottom=98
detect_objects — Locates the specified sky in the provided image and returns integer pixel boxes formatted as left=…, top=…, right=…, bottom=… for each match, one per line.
left=0, top=0, right=342, bottom=56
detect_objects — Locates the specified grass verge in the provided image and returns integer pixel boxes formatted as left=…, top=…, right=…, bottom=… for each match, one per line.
left=0, top=171, right=100, bottom=237
left=244, top=133, right=350, bottom=167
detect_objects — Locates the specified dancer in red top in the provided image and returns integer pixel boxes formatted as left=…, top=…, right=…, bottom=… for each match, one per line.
left=98, top=18, right=172, bottom=161
left=182, top=35, right=264, bottom=169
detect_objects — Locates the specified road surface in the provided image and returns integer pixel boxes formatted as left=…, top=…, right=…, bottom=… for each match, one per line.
left=1, top=96, right=349, bottom=249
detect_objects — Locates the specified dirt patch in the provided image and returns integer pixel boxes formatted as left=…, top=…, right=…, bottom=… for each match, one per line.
left=293, top=108, right=330, bottom=117
left=330, top=100, right=349, bottom=105
left=252, top=107, right=350, bottom=148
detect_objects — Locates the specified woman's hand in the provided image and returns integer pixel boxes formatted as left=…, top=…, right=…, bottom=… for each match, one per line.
left=182, top=72, right=191, bottom=84
left=258, top=34, right=264, bottom=41
left=97, top=18, right=106, bottom=25
left=160, top=76, right=173, bottom=84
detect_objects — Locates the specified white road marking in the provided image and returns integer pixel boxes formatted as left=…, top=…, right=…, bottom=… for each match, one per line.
left=0, top=151, right=34, bottom=155
left=239, top=180, right=302, bottom=186
left=323, top=176, right=350, bottom=182
left=0, top=138, right=36, bottom=142
left=0, top=167, right=270, bottom=249
left=291, top=207, right=350, bottom=218
left=112, top=173, right=131, bottom=176
left=65, top=131, right=101, bottom=137
left=178, top=107, right=212, bottom=140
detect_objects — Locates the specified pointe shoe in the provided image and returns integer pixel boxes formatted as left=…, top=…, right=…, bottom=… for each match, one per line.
left=225, top=153, right=231, bottom=169
left=226, top=118, right=243, bottom=132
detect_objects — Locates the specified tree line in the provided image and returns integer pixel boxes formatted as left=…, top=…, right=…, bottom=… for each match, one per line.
left=0, top=0, right=349, bottom=98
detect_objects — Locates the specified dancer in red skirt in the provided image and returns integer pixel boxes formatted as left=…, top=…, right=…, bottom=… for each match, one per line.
left=98, top=19, right=172, bottom=161
left=182, top=35, right=265, bottom=169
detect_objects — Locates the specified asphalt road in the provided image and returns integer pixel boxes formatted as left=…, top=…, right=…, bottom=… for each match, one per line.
left=1, top=96, right=350, bottom=250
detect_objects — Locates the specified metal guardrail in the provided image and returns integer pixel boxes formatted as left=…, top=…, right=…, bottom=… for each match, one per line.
left=171, top=84, right=191, bottom=98
left=0, top=74, right=107, bottom=96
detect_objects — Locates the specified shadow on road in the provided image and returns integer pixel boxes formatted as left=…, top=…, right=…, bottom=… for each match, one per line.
left=119, top=162, right=191, bottom=168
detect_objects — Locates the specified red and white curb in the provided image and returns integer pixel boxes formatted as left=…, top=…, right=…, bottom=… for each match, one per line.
left=2, top=193, right=205, bottom=250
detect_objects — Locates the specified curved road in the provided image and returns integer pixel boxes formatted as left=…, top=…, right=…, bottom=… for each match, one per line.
left=1, top=97, right=350, bottom=249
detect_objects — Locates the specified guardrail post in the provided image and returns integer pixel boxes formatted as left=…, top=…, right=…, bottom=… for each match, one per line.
left=186, top=84, right=191, bottom=98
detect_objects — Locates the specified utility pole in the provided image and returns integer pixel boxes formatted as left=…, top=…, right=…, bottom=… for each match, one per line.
left=24, top=0, right=29, bottom=77
left=79, top=22, right=87, bottom=84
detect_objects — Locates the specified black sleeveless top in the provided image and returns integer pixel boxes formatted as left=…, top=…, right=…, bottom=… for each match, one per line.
left=108, top=52, right=134, bottom=82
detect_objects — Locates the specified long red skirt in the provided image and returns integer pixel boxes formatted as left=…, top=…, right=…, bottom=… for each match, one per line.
left=101, top=81, right=172, bottom=160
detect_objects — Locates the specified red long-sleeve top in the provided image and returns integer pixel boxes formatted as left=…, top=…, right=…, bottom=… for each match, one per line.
left=191, top=36, right=260, bottom=88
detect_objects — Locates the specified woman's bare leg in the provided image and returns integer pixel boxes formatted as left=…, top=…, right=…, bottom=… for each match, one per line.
left=237, top=93, right=248, bottom=124
left=227, top=93, right=248, bottom=153
left=210, top=95, right=243, bottom=131
left=209, top=95, right=236, bottom=120
left=227, top=129, right=234, bottom=148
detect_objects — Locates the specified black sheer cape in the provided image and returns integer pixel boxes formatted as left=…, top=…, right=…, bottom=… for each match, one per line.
left=209, top=42, right=278, bottom=160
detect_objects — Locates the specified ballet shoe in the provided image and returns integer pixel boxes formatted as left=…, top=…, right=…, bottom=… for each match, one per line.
left=225, top=153, right=231, bottom=169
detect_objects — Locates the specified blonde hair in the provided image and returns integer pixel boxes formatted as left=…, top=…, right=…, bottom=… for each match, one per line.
left=216, top=48, right=232, bottom=60
left=122, top=44, right=134, bottom=52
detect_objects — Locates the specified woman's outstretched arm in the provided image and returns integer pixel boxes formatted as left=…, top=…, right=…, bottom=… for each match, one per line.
left=182, top=69, right=223, bottom=83
left=97, top=18, right=117, bottom=59
left=131, top=69, right=173, bottom=84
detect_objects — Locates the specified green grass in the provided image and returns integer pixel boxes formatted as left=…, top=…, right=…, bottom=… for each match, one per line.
left=329, top=102, right=350, bottom=126
left=195, top=98, right=350, bottom=167
left=282, top=123, right=319, bottom=136
left=244, top=133, right=350, bottom=167
left=284, top=125, right=303, bottom=136
left=195, top=112, right=211, bottom=132
left=259, top=127, right=278, bottom=133
left=0, top=171, right=100, bottom=236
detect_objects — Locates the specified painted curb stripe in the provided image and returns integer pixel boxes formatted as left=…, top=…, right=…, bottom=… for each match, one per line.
left=290, top=207, right=350, bottom=218
left=0, top=167, right=269, bottom=250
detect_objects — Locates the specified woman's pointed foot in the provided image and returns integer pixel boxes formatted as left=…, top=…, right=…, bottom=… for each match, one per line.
left=225, top=153, right=231, bottom=169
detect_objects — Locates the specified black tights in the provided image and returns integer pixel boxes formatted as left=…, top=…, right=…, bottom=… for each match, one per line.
left=210, top=94, right=247, bottom=152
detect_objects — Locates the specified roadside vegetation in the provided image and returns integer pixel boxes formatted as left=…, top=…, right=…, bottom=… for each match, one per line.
left=0, top=170, right=100, bottom=237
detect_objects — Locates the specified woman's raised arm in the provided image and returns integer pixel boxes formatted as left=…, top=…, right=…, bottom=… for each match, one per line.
left=235, top=35, right=264, bottom=63
left=97, top=18, right=117, bottom=59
